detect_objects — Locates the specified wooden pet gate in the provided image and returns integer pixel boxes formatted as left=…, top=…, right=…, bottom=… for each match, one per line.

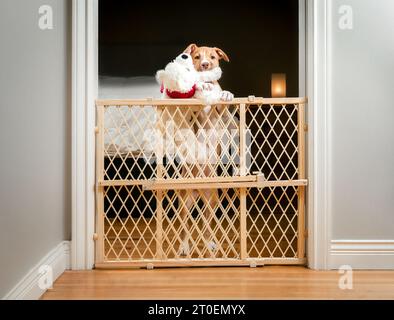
left=94, top=97, right=308, bottom=268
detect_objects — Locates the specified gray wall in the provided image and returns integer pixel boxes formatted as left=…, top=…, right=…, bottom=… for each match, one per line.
left=1, top=0, right=393, bottom=296
left=0, top=0, right=71, bottom=297
left=329, top=0, right=394, bottom=239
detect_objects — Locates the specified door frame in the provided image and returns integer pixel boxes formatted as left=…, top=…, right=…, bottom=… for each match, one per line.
left=305, top=0, right=330, bottom=270
left=71, top=0, right=97, bottom=269
left=71, top=0, right=330, bottom=270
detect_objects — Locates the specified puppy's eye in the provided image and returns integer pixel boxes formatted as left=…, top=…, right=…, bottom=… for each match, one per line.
left=211, top=56, right=216, bottom=59
left=194, top=55, right=200, bottom=60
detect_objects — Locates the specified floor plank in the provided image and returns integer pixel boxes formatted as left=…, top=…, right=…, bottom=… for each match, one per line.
left=41, top=266, right=394, bottom=300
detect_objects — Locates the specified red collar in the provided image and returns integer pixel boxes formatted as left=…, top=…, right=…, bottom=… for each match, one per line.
left=160, top=84, right=196, bottom=99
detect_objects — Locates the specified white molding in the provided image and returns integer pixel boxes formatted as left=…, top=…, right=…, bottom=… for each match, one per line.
left=330, top=240, right=394, bottom=269
left=3, top=241, right=71, bottom=300
left=71, top=0, right=97, bottom=270
left=71, top=0, right=330, bottom=270
left=306, top=0, right=330, bottom=270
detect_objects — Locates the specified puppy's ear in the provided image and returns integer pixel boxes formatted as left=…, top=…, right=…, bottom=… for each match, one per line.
left=215, top=48, right=230, bottom=62
left=184, top=43, right=198, bottom=54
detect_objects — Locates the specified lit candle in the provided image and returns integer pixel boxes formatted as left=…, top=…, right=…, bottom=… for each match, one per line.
left=271, top=73, right=287, bottom=98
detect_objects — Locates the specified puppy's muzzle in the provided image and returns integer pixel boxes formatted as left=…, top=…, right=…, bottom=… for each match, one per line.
left=201, top=62, right=210, bottom=70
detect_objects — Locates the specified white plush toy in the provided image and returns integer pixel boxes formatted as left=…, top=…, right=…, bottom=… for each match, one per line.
left=156, top=53, right=223, bottom=104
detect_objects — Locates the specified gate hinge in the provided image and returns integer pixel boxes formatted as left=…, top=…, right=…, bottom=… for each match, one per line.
left=93, top=233, right=98, bottom=241
left=94, top=126, right=99, bottom=134
left=303, top=124, right=308, bottom=132
left=304, top=229, right=308, bottom=238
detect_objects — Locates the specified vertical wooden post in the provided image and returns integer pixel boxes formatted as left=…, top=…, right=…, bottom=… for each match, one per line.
left=95, top=104, right=105, bottom=264
left=239, top=103, right=247, bottom=260
left=297, top=103, right=306, bottom=259
left=155, top=190, right=163, bottom=260
left=155, top=106, right=164, bottom=260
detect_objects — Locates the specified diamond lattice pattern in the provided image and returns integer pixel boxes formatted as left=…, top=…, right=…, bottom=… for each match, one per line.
left=99, top=102, right=303, bottom=263
left=103, top=105, right=241, bottom=182
left=247, top=186, right=299, bottom=258
left=246, top=104, right=299, bottom=180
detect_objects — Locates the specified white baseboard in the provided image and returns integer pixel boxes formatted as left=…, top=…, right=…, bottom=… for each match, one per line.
left=329, top=240, right=394, bottom=269
left=3, top=241, right=71, bottom=300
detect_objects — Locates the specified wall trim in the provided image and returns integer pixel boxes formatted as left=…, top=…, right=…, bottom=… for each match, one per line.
left=72, top=0, right=329, bottom=270
left=71, top=0, right=97, bottom=270
left=330, top=240, right=394, bottom=269
left=306, top=0, right=330, bottom=270
left=3, top=241, right=71, bottom=300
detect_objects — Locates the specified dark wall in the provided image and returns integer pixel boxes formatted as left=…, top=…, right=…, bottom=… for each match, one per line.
left=99, top=0, right=299, bottom=97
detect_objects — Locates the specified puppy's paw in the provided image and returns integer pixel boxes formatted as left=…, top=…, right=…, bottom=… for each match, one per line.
left=202, top=83, right=214, bottom=91
left=197, top=82, right=214, bottom=91
left=178, top=240, right=190, bottom=256
left=220, top=90, right=234, bottom=101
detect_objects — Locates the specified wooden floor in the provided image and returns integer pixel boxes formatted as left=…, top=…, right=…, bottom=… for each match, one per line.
left=41, top=266, right=394, bottom=300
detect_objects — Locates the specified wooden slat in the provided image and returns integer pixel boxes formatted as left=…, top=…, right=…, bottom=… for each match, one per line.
left=240, top=189, right=247, bottom=259
left=98, top=180, right=150, bottom=186
left=95, top=105, right=105, bottom=264
left=96, top=97, right=308, bottom=107
left=98, top=175, right=262, bottom=187
left=239, top=103, right=247, bottom=260
left=144, top=179, right=308, bottom=191
left=155, top=106, right=164, bottom=259
left=155, top=190, right=164, bottom=260
left=297, top=103, right=306, bottom=259
left=95, top=258, right=306, bottom=269
left=151, top=175, right=258, bottom=185
left=239, top=103, right=247, bottom=177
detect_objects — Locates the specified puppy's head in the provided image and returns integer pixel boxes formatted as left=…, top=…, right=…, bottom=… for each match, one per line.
left=184, top=43, right=230, bottom=71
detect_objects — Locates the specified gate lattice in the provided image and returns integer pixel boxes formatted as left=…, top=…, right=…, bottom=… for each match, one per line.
left=95, top=97, right=307, bottom=268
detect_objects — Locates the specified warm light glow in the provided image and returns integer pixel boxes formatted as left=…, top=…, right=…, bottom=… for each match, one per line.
left=271, top=73, right=287, bottom=98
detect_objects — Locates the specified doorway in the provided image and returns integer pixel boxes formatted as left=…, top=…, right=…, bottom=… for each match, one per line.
left=94, top=0, right=307, bottom=268
left=98, top=0, right=301, bottom=99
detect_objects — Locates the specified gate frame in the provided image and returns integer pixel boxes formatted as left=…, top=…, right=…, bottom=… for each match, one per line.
left=71, top=0, right=330, bottom=270
left=94, top=98, right=307, bottom=267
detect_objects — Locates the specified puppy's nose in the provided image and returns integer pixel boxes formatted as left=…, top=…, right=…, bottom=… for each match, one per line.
left=201, top=62, right=209, bottom=69
left=181, top=54, right=188, bottom=60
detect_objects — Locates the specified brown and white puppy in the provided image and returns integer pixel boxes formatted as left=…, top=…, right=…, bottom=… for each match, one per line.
left=184, top=44, right=233, bottom=101
left=177, top=44, right=234, bottom=257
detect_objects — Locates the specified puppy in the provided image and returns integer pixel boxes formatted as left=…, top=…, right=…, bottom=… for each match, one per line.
left=176, top=44, right=235, bottom=257
left=184, top=44, right=234, bottom=102
left=155, top=53, right=223, bottom=165
left=156, top=53, right=222, bottom=101
left=155, top=53, right=222, bottom=257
